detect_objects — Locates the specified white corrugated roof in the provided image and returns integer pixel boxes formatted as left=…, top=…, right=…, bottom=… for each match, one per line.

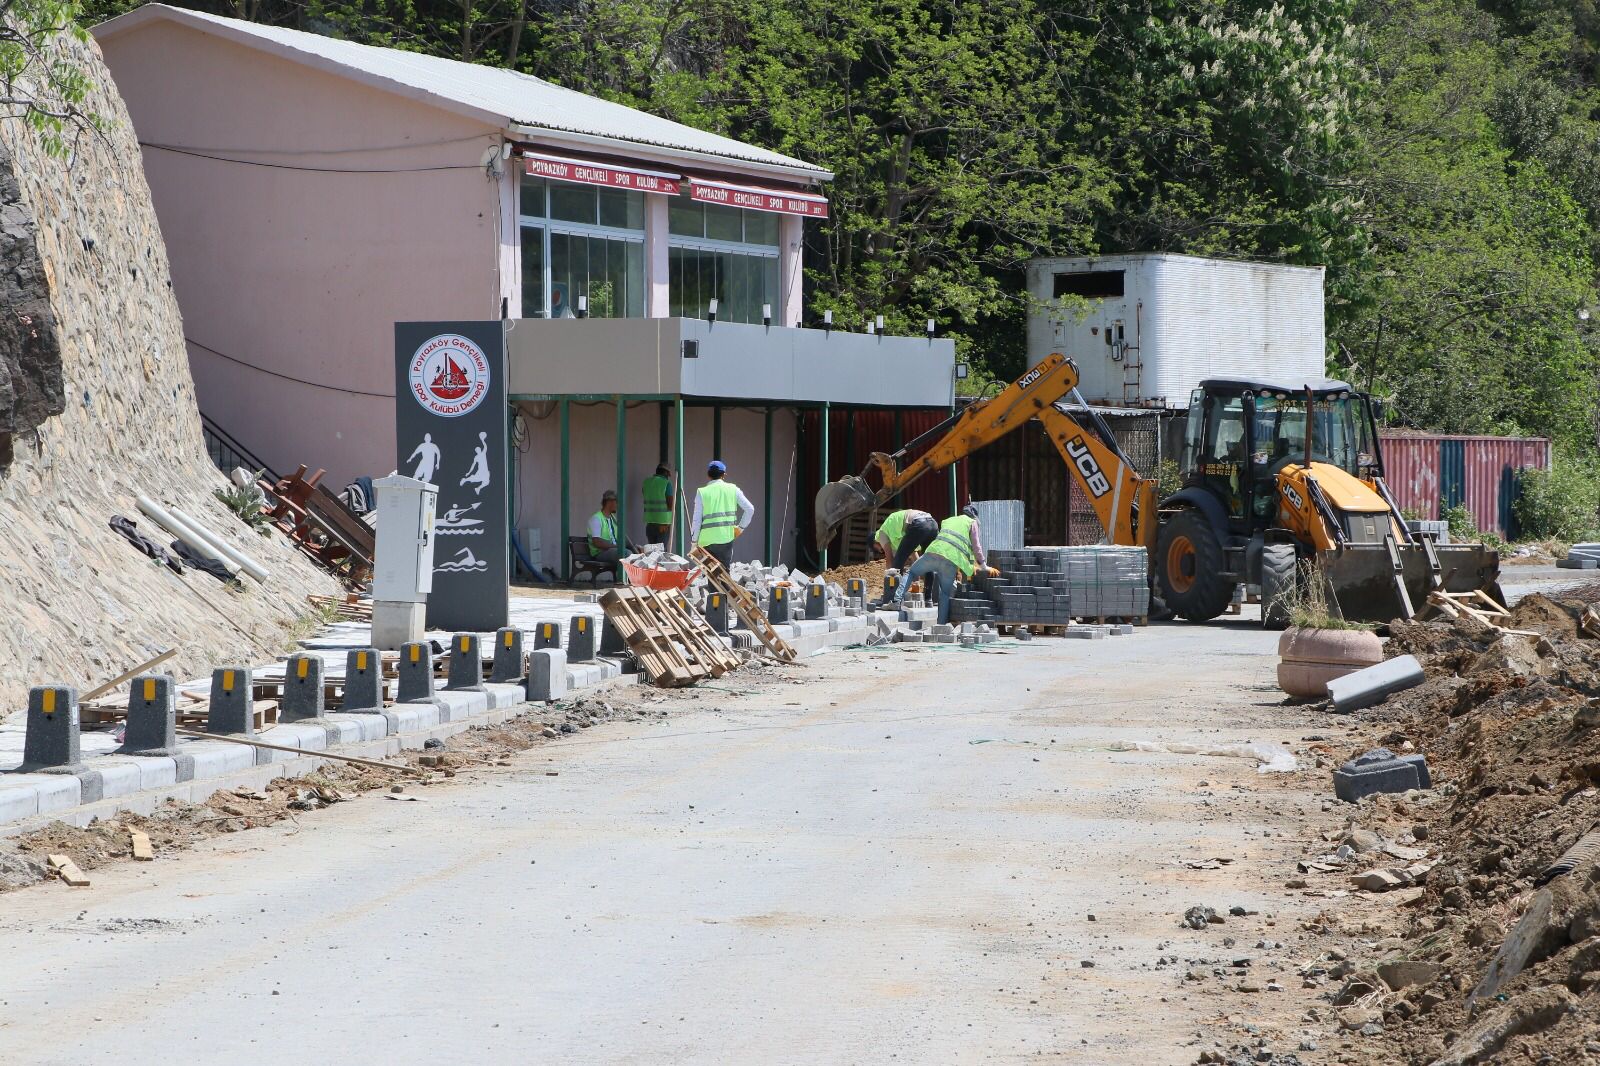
left=94, top=5, right=830, bottom=181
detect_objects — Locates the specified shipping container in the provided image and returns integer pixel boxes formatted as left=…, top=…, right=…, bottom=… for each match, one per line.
left=1025, top=253, right=1326, bottom=409
left=1378, top=432, right=1550, bottom=538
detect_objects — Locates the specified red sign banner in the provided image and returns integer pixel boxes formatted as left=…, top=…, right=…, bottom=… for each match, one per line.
left=522, top=153, right=681, bottom=195
left=690, top=180, right=829, bottom=218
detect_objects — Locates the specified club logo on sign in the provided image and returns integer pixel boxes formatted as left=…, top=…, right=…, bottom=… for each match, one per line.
left=409, top=334, right=490, bottom=417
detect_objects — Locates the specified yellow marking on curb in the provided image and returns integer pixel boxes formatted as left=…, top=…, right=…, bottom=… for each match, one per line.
left=42, top=690, right=56, bottom=715
left=143, top=678, right=156, bottom=702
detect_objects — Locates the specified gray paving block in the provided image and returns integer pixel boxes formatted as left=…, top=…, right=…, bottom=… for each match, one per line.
left=1333, top=748, right=1431, bottom=802
left=1327, top=655, right=1425, bottom=712
left=526, top=648, right=567, bottom=701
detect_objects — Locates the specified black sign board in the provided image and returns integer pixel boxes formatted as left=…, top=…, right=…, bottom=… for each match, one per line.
left=395, top=321, right=509, bottom=631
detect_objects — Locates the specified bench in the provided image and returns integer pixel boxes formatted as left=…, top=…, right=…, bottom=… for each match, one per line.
left=568, top=536, right=617, bottom=583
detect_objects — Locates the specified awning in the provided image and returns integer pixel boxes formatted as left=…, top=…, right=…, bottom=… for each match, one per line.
left=690, top=178, right=829, bottom=218
left=522, top=151, right=681, bottom=195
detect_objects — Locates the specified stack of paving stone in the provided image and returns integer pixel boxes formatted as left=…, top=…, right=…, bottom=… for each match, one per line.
left=948, top=546, right=1149, bottom=625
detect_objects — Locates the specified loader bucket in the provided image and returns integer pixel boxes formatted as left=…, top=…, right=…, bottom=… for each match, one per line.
left=814, top=475, right=880, bottom=549
left=1313, top=543, right=1501, bottom=624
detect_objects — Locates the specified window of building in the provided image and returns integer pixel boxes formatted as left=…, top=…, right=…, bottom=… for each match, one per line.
left=519, top=176, right=646, bottom=318
left=667, top=191, right=782, bottom=323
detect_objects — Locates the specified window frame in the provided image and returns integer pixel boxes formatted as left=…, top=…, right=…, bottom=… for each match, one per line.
left=518, top=175, right=646, bottom=319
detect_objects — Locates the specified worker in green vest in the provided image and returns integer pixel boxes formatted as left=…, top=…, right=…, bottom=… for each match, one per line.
left=587, top=489, right=625, bottom=570
left=873, top=508, right=939, bottom=571
left=893, top=503, right=998, bottom=624
left=641, top=464, right=675, bottom=545
left=690, top=460, right=753, bottom=568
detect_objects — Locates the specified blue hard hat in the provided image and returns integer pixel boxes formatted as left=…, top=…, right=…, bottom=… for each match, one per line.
left=708, top=460, right=726, bottom=475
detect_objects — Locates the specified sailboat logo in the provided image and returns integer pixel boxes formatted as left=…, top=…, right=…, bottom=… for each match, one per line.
left=409, top=333, right=491, bottom=417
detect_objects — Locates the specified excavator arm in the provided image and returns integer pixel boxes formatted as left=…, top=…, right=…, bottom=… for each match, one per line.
left=813, top=353, right=1159, bottom=551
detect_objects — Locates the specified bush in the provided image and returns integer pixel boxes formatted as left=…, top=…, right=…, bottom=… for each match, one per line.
left=1515, top=454, right=1600, bottom=543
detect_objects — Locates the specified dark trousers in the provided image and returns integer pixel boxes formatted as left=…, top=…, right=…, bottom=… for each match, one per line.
left=645, top=523, right=671, bottom=545
left=891, top=517, right=940, bottom=570
left=590, top=546, right=623, bottom=567
left=702, top=540, right=735, bottom=568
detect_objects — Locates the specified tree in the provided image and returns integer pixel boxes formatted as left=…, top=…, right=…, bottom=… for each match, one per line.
left=2, top=0, right=96, bottom=153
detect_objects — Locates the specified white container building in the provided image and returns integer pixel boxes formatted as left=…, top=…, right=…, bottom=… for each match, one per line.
left=1025, top=253, right=1326, bottom=409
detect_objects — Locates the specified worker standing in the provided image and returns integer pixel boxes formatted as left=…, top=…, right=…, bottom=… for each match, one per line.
left=586, top=489, right=625, bottom=572
left=641, top=464, right=675, bottom=545
left=691, top=460, right=754, bottom=568
left=873, top=508, right=939, bottom=571
left=893, top=503, right=997, bottom=625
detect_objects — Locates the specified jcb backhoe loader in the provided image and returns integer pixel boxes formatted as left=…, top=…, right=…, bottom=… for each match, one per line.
left=814, top=353, right=1500, bottom=626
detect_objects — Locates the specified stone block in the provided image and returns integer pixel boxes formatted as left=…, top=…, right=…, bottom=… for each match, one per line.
left=206, top=666, right=254, bottom=735
left=371, top=599, right=425, bottom=649
left=768, top=585, right=791, bottom=623
left=120, top=674, right=180, bottom=757
left=846, top=577, right=866, bottom=600
left=1327, top=655, right=1425, bottom=713
left=446, top=633, right=485, bottom=691
left=23, top=685, right=82, bottom=771
left=342, top=648, right=384, bottom=711
left=281, top=653, right=325, bottom=722
left=397, top=641, right=435, bottom=703
left=492, top=628, right=525, bottom=683
left=568, top=614, right=598, bottom=661
left=1333, top=747, right=1431, bottom=803
left=527, top=648, right=568, bottom=701
left=534, top=621, right=562, bottom=651
left=805, top=583, right=828, bottom=620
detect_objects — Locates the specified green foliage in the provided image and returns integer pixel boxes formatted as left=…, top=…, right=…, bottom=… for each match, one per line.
left=3, top=0, right=98, bottom=154
left=1515, top=453, right=1600, bottom=541
left=215, top=474, right=273, bottom=536
left=1286, top=560, right=1376, bottom=630
left=1441, top=501, right=1509, bottom=550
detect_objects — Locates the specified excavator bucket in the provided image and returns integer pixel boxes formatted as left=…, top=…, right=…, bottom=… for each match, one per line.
left=1315, top=543, right=1501, bottom=624
left=814, top=475, right=881, bottom=548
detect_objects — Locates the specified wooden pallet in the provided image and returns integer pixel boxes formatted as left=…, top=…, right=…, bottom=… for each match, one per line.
left=1427, top=589, right=1533, bottom=636
left=308, top=593, right=373, bottom=621
left=82, top=698, right=279, bottom=732
left=691, top=547, right=798, bottom=662
left=598, top=587, right=711, bottom=686
left=655, top=592, right=743, bottom=676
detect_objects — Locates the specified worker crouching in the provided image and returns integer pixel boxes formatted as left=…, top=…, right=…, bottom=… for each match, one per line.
left=893, top=503, right=998, bottom=625
left=873, top=508, right=939, bottom=570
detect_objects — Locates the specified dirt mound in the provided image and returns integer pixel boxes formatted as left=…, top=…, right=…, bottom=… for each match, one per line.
left=1324, top=594, right=1600, bottom=1062
left=821, top=557, right=886, bottom=589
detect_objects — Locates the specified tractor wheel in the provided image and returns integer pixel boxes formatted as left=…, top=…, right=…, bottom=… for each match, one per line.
left=1260, top=542, right=1298, bottom=631
left=1156, top=510, right=1233, bottom=621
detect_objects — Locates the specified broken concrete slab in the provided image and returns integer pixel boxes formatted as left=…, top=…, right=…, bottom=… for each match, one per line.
left=1333, top=747, right=1431, bottom=802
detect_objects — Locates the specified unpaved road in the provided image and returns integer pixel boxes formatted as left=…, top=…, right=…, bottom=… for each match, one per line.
left=0, top=619, right=1350, bottom=1064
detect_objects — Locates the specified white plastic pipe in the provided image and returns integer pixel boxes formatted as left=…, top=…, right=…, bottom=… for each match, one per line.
left=135, top=496, right=240, bottom=579
left=171, top=504, right=271, bottom=584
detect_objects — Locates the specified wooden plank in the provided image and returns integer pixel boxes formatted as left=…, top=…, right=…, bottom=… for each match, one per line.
left=47, top=854, right=90, bottom=887
left=129, top=830, right=154, bottom=861
left=692, top=547, right=798, bottom=662
left=82, top=649, right=179, bottom=704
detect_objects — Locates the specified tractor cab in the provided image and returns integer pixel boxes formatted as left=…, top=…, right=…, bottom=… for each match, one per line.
left=1178, top=377, right=1382, bottom=535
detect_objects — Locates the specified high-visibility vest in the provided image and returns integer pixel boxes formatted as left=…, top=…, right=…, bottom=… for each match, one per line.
left=875, top=510, right=911, bottom=550
left=589, top=510, right=618, bottom=557
left=642, top=476, right=672, bottom=525
left=696, top=481, right=741, bottom=546
left=925, top=514, right=977, bottom=577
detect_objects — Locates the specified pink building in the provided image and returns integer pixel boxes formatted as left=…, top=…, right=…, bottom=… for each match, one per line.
left=95, top=7, right=955, bottom=570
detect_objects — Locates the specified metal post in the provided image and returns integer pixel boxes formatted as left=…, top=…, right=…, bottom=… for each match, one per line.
left=764, top=406, right=774, bottom=562
left=713, top=405, right=722, bottom=459
left=844, top=407, right=856, bottom=478
left=820, top=401, right=830, bottom=573
left=948, top=401, right=958, bottom=515
left=559, top=398, right=571, bottom=581
left=893, top=410, right=904, bottom=451
left=615, top=395, right=627, bottom=549
left=674, top=396, right=686, bottom=555
left=658, top=400, right=669, bottom=464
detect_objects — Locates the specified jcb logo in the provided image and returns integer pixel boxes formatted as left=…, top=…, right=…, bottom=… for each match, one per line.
left=1281, top=483, right=1305, bottom=511
left=1065, top=437, right=1111, bottom=497
left=1018, top=367, right=1043, bottom=390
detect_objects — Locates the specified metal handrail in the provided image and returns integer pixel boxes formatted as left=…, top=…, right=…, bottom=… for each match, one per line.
left=199, top=412, right=279, bottom=482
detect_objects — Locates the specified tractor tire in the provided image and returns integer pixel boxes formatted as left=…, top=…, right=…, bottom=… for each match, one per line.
left=1156, top=509, right=1233, bottom=621
left=1260, top=542, right=1298, bottom=631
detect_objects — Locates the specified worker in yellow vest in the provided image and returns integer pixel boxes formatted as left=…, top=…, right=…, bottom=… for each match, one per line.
left=641, top=464, right=674, bottom=545
left=586, top=489, right=627, bottom=576
left=893, top=503, right=998, bottom=624
left=690, top=460, right=754, bottom=567
left=873, top=508, right=939, bottom=570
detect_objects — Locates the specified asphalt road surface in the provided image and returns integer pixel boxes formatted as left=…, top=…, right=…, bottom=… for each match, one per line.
left=0, top=617, right=1340, bottom=1065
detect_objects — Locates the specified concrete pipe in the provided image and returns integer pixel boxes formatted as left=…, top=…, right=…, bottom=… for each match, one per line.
left=135, top=496, right=239, bottom=578
left=170, top=505, right=270, bottom=584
